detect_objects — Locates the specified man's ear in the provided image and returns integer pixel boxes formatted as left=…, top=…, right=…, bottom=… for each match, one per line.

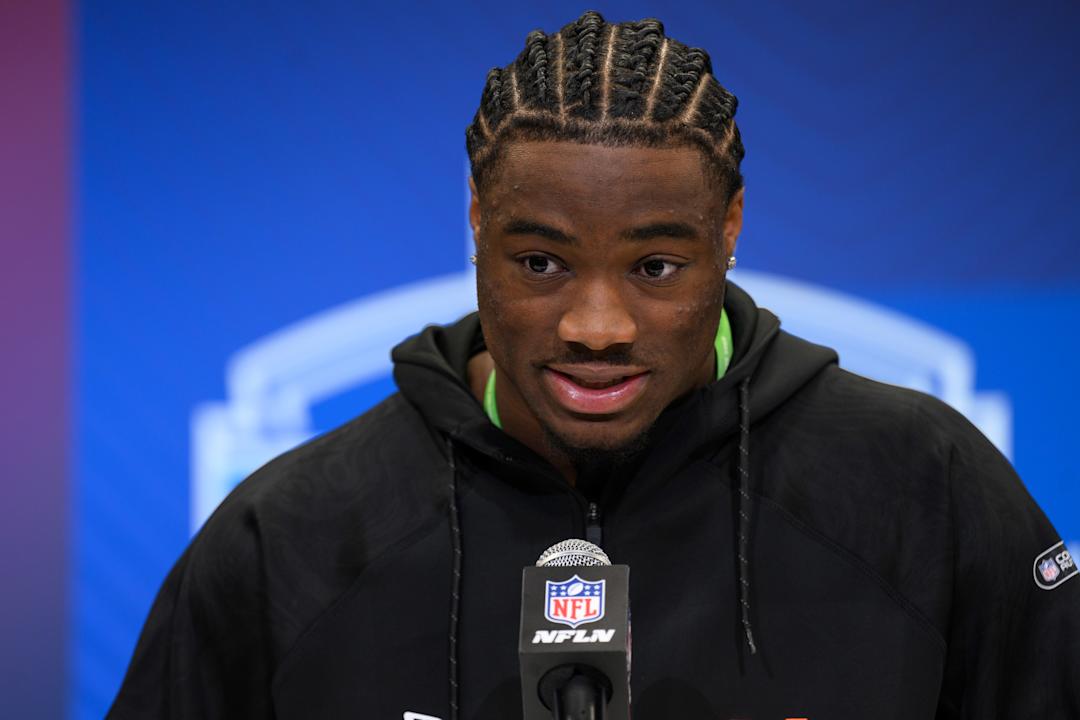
left=468, top=176, right=482, bottom=245
left=723, top=187, right=745, bottom=259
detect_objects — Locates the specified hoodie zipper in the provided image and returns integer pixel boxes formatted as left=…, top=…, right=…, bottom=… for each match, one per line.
left=585, top=501, right=603, bottom=548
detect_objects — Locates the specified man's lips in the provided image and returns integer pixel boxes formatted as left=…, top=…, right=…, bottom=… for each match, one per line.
left=542, top=365, right=650, bottom=415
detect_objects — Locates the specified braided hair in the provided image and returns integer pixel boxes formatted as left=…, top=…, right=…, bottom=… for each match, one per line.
left=465, top=11, right=745, bottom=202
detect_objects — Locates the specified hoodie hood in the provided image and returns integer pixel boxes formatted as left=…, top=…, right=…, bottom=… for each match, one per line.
left=391, top=281, right=837, bottom=477
left=393, top=280, right=840, bottom=688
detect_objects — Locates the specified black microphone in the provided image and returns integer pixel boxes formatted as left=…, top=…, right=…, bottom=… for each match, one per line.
left=519, top=539, right=631, bottom=720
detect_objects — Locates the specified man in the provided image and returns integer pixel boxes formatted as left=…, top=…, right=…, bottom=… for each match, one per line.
left=110, top=11, right=1078, bottom=719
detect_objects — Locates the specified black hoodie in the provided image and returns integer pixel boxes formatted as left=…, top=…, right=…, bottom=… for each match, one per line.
left=109, top=283, right=1079, bottom=720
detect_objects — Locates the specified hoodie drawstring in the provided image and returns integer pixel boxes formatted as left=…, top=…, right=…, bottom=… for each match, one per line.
left=443, top=378, right=757, bottom=716
left=736, top=377, right=758, bottom=656
left=446, top=437, right=463, bottom=720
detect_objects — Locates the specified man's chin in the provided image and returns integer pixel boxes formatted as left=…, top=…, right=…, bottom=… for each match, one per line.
left=541, top=421, right=653, bottom=482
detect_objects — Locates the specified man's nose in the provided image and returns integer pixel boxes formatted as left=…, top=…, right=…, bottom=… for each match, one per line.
left=557, top=279, right=637, bottom=350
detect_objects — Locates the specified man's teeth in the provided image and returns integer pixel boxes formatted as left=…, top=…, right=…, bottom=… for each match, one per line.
left=573, top=376, right=626, bottom=389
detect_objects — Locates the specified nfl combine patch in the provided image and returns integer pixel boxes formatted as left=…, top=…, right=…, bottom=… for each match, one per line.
left=1033, top=541, right=1077, bottom=590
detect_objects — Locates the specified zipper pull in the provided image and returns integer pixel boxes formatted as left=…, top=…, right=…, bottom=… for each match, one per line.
left=585, top=502, right=603, bottom=548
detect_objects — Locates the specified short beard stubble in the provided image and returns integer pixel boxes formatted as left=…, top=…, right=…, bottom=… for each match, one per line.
left=540, top=419, right=655, bottom=500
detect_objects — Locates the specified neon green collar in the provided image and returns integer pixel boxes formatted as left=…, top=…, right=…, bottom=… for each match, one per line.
left=484, top=308, right=732, bottom=429
left=714, top=307, right=733, bottom=379
left=483, top=364, right=502, bottom=429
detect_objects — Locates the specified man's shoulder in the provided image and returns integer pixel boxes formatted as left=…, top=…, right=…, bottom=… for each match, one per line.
left=177, top=392, right=451, bottom=646
left=242, top=392, right=442, bottom=501
left=195, top=391, right=448, bottom=564
left=785, top=363, right=987, bottom=452
left=111, top=392, right=455, bottom=706
left=753, top=363, right=1029, bottom=645
left=755, top=361, right=1020, bottom=570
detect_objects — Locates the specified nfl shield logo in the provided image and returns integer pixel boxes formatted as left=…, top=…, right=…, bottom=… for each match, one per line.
left=1039, top=558, right=1061, bottom=583
left=545, top=574, right=606, bottom=628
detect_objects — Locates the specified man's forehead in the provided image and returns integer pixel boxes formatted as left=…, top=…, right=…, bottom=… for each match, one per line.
left=484, top=141, right=723, bottom=217
left=497, top=140, right=711, bottom=180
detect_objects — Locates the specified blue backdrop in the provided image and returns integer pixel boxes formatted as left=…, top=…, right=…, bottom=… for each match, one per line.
left=73, top=2, right=1079, bottom=718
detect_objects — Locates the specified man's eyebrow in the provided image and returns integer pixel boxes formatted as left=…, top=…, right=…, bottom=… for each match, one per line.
left=502, top=219, right=577, bottom=245
left=622, top=221, right=700, bottom=241
left=500, top=219, right=701, bottom=244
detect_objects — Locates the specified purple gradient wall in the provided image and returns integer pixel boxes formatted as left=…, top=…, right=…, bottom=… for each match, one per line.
left=0, top=1, right=71, bottom=716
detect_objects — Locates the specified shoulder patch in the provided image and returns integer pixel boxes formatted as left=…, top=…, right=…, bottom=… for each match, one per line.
left=1033, top=541, right=1077, bottom=590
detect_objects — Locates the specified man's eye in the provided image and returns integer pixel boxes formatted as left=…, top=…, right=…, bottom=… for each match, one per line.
left=522, top=255, right=563, bottom=275
left=636, top=259, right=681, bottom=280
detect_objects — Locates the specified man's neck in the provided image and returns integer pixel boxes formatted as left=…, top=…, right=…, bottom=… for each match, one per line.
left=465, top=350, right=580, bottom=485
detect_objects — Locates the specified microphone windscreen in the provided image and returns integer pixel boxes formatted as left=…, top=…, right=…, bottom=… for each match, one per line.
left=535, top=538, right=612, bottom=567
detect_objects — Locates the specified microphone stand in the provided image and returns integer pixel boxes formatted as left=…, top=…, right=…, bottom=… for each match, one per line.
left=539, top=665, right=611, bottom=720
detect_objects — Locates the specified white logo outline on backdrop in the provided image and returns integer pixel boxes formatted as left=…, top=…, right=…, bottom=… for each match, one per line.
left=189, top=262, right=1015, bottom=532
left=191, top=175, right=1015, bottom=533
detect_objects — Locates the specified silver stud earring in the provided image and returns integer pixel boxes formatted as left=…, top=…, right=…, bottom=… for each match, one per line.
left=469, top=254, right=478, bottom=266
left=727, top=255, right=737, bottom=270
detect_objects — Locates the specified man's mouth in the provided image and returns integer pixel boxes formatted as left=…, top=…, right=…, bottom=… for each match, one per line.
left=542, top=365, right=651, bottom=415
left=571, top=375, right=633, bottom=390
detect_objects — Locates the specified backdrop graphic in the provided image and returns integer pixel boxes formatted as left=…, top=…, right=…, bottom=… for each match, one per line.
left=3, top=1, right=1078, bottom=718
left=190, top=256, right=1017, bottom=533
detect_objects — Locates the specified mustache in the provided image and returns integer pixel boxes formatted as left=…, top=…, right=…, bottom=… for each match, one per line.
left=538, top=348, right=643, bottom=368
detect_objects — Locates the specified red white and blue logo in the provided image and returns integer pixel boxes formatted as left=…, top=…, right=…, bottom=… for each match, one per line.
left=1039, top=557, right=1060, bottom=583
left=545, top=575, right=606, bottom=628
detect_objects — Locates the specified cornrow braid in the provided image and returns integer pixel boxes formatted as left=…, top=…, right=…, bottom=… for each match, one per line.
left=518, top=30, right=553, bottom=110
left=465, top=10, right=745, bottom=202
left=606, top=19, right=666, bottom=121
left=561, top=10, right=605, bottom=120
